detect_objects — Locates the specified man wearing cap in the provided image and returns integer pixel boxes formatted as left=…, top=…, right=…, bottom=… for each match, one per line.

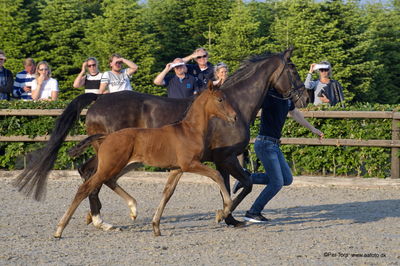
left=0, top=50, right=14, bottom=100
left=153, top=58, right=199, bottom=98
left=305, top=61, right=345, bottom=107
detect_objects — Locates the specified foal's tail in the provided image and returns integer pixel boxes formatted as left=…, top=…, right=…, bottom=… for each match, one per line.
left=13, top=93, right=99, bottom=201
left=68, top=134, right=105, bottom=158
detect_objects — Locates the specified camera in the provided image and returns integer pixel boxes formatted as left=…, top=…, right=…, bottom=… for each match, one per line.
left=317, top=89, right=326, bottom=97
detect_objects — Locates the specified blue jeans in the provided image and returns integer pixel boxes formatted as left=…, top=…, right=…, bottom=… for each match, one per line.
left=248, top=136, right=293, bottom=214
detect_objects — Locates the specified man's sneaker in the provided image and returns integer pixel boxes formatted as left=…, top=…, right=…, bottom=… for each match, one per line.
left=244, top=211, right=269, bottom=223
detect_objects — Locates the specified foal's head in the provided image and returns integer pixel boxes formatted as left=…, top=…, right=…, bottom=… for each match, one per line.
left=199, top=81, right=237, bottom=123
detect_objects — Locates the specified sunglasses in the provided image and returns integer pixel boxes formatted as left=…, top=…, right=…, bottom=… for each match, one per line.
left=38, top=68, right=49, bottom=71
left=87, top=64, right=96, bottom=67
left=196, top=54, right=208, bottom=59
left=0, top=58, right=5, bottom=61
left=319, top=69, right=329, bottom=72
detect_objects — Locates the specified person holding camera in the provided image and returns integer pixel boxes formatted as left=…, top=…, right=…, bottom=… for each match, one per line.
left=305, top=61, right=345, bottom=107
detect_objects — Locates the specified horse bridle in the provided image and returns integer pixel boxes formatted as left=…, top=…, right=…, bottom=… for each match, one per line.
left=269, top=56, right=305, bottom=103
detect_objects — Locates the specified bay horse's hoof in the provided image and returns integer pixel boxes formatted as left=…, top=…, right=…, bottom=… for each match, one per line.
left=224, top=214, right=245, bottom=227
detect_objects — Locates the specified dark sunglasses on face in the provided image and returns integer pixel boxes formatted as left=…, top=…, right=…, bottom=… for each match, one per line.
left=196, top=54, right=208, bottom=59
left=319, top=68, right=329, bottom=72
left=87, top=64, right=96, bottom=67
left=39, top=68, right=49, bottom=71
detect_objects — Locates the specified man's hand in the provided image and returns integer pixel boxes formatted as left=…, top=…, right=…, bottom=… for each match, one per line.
left=312, top=128, right=324, bottom=140
left=319, top=94, right=330, bottom=103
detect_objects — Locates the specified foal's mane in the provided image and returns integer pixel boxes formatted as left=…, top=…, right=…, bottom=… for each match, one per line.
left=221, top=51, right=280, bottom=89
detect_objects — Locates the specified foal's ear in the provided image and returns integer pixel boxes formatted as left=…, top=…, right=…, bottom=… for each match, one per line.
left=283, top=46, right=294, bottom=60
left=207, top=80, right=217, bottom=91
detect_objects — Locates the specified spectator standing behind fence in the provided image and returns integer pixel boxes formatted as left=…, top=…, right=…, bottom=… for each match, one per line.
left=31, top=61, right=58, bottom=101
left=305, top=61, right=345, bottom=107
left=99, top=54, right=138, bottom=94
left=182, top=48, right=214, bottom=90
left=153, top=58, right=199, bottom=98
left=12, top=58, right=36, bottom=100
left=0, top=50, right=13, bottom=100
left=73, top=57, right=102, bottom=94
left=213, top=62, right=229, bottom=86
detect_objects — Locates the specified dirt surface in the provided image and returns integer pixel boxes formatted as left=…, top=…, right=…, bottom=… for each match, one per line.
left=1, top=171, right=400, bottom=265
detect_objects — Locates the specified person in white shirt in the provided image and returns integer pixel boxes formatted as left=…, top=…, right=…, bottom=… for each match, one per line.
left=99, top=54, right=138, bottom=94
left=31, top=61, right=58, bottom=101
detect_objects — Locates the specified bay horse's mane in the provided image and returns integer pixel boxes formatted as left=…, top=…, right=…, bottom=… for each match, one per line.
left=221, top=51, right=277, bottom=89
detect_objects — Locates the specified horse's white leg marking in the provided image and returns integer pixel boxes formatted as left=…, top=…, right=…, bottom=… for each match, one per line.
left=92, top=214, right=115, bottom=231
left=113, top=185, right=138, bottom=221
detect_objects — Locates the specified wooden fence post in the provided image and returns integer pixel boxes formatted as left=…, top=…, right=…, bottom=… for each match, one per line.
left=391, top=114, right=400, bottom=179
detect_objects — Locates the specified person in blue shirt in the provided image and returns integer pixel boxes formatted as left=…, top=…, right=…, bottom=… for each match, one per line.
left=12, top=58, right=36, bottom=100
left=153, top=58, right=199, bottom=98
left=0, top=50, right=13, bottom=100
left=233, top=88, right=324, bottom=223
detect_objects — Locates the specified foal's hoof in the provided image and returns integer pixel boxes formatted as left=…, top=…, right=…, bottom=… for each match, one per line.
left=215, top=209, right=225, bottom=223
left=130, top=213, right=137, bottom=221
left=85, top=212, right=93, bottom=225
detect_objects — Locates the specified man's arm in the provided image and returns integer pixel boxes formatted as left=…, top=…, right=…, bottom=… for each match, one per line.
left=121, top=58, right=138, bottom=76
left=289, top=108, right=324, bottom=139
left=153, top=63, right=172, bottom=86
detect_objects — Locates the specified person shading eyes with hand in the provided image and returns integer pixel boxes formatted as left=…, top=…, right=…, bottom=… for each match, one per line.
left=304, top=61, right=345, bottom=107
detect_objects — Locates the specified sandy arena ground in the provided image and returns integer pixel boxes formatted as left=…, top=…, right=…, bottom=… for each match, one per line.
left=0, top=171, right=399, bottom=265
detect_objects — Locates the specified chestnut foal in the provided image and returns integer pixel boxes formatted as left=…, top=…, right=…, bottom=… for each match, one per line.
left=54, top=83, right=237, bottom=238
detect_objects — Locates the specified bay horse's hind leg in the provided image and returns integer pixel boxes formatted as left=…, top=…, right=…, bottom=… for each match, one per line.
left=78, top=157, right=108, bottom=228
left=54, top=174, right=105, bottom=238
left=152, top=169, right=183, bottom=236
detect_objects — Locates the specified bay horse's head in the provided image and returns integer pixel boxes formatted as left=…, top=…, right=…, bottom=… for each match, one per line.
left=201, top=81, right=237, bottom=123
left=272, top=47, right=309, bottom=107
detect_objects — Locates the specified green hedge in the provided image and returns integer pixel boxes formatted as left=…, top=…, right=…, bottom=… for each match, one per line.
left=1, top=100, right=399, bottom=177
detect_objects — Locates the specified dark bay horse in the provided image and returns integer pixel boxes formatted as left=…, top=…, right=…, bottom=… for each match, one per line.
left=14, top=48, right=308, bottom=228
left=54, top=84, right=237, bottom=238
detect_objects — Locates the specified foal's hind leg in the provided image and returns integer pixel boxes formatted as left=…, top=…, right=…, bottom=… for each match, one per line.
left=152, top=169, right=183, bottom=236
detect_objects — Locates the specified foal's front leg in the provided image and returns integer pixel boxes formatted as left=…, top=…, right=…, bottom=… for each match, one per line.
left=186, top=162, right=233, bottom=223
left=152, top=169, right=183, bottom=236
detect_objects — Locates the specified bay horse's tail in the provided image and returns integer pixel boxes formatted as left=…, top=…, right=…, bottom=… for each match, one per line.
left=68, top=134, right=105, bottom=158
left=13, top=93, right=99, bottom=201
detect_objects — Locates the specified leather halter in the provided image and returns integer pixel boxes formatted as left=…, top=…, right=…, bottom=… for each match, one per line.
left=270, top=56, right=305, bottom=103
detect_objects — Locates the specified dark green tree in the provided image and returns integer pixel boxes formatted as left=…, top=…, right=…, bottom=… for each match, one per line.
left=84, top=0, right=158, bottom=95
left=185, top=0, right=234, bottom=48
left=0, top=0, right=36, bottom=73
left=360, top=1, right=400, bottom=103
left=212, top=0, right=267, bottom=71
left=35, top=0, right=93, bottom=99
